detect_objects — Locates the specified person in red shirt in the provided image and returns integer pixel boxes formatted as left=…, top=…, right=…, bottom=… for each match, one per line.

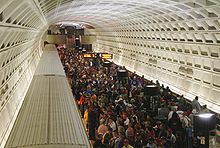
left=78, top=92, right=84, bottom=117
left=147, top=126, right=155, bottom=139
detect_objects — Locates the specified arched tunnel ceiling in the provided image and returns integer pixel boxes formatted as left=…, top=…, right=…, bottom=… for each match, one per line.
left=0, top=0, right=219, bottom=108
left=44, top=0, right=219, bottom=112
left=45, top=0, right=220, bottom=34
left=0, top=0, right=219, bottom=50
left=0, top=0, right=220, bottom=146
left=0, top=0, right=219, bottom=52
left=0, top=1, right=220, bottom=146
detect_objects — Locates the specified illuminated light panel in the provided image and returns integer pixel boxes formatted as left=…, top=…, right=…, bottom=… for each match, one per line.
left=198, top=113, right=215, bottom=119
left=101, top=53, right=113, bottom=59
left=83, top=53, right=95, bottom=58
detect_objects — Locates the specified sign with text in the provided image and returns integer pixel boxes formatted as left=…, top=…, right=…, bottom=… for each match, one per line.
left=83, top=53, right=95, bottom=58
left=101, top=53, right=113, bottom=59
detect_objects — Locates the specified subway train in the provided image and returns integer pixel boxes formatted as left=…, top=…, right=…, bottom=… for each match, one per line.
left=0, top=0, right=220, bottom=147
left=4, top=44, right=90, bottom=148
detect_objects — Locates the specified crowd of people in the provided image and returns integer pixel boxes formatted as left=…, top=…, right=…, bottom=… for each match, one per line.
left=57, top=46, right=211, bottom=148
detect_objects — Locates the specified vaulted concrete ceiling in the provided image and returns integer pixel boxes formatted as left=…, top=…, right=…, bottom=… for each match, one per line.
left=0, top=0, right=220, bottom=146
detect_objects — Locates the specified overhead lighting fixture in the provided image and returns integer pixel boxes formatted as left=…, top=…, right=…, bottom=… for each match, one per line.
left=146, top=85, right=157, bottom=88
left=118, top=69, right=127, bottom=72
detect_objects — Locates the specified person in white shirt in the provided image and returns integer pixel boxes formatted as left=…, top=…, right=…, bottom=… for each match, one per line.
left=108, top=118, right=116, bottom=132
left=192, top=96, right=202, bottom=112
left=168, top=107, right=177, bottom=121
left=181, top=112, right=191, bottom=128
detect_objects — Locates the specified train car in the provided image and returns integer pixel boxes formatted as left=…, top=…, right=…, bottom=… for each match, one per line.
left=5, top=44, right=90, bottom=148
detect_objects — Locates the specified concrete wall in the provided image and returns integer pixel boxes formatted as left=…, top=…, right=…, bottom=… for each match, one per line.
left=46, top=35, right=66, bottom=44
left=81, top=35, right=96, bottom=44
